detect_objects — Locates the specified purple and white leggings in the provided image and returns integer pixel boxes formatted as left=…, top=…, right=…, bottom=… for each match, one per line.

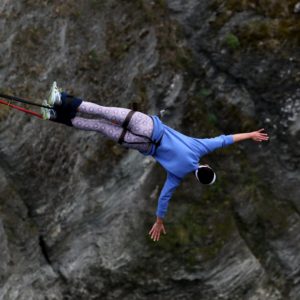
left=71, top=101, right=154, bottom=152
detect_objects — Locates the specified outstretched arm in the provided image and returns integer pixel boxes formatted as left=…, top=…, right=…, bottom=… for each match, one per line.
left=149, top=173, right=181, bottom=242
left=201, top=129, right=269, bottom=155
left=233, top=129, right=269, bottom=143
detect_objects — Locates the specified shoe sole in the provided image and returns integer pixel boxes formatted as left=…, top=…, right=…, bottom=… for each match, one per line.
left=41, top=100, right=50, bottom=120
left=48, top=81, right=58, bottom=106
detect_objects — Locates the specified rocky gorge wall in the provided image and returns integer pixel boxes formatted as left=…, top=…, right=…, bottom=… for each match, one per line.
left=0, top=1, right=299, bottom=299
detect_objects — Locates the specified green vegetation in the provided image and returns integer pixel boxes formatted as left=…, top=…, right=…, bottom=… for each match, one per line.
left=237, top=19, right=300, bottom=51
left=210, top=0, right=300, bottom=51
left=199, top=88, right=213, bottom=97
left=207, top=113, right=218, bottom=126
left=224, top=33, right=240, bottom=49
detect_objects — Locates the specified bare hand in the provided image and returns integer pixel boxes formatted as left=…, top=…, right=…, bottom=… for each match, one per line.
left=149, top=220, right=166, bottom=241
left=250, top=129, right=269, bottom=142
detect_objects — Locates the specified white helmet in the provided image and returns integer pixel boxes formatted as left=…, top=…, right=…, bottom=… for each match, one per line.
left=195, top=165, right=216, bottom=185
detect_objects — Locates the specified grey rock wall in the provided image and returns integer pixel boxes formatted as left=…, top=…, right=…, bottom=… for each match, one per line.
left=0, top=0, right=299, bottom=299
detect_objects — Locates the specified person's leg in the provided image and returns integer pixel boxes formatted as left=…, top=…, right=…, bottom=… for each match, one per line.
left=78, top=101, right=153, bottom=136
left=71, top=117, right=152, bottom=152
left=52, top=92, right=154, bottom=148
left=77, top=101, right=131, bottom=124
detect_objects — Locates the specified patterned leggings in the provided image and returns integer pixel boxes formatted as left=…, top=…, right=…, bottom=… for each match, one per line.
left=71, top=102, right=154, bottom=152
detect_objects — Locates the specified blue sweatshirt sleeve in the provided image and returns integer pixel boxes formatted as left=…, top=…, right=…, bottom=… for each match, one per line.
left=156, top=172, right=182, bottom=219
left=201, top=134, right=234, bottom=155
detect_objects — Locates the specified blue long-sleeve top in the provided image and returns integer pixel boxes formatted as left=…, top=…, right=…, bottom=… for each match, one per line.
left=141, top=116, right=234, bottom=218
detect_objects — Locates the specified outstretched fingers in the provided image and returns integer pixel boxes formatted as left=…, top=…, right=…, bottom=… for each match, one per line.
left=260, top=133, right=269, bottom=141
left=253, top=129, right=269, bottom=142
left=150, top=229, right=159, bottom=241
left=149, top=225, right=156, bottom=237
left=149, top=224, right=157, bottom=241
left=149, top=222, right=166, bottom=241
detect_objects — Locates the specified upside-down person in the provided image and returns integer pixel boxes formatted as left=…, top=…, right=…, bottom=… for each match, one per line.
left=42, top=82, right=269, bottom=241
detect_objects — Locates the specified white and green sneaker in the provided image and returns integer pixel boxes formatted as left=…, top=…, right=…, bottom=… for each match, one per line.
left=41, top=100, right=56, bottom=120
left=47, top=81, right=62, bottom=106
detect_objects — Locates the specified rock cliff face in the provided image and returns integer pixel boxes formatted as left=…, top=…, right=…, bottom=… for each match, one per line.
left=0, top=1, right=299, bottom=299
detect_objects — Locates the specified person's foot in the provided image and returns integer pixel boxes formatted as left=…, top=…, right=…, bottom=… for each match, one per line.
left=41, top=100, right=57, bottom=120
left=47, top=81, right=62, bottom=106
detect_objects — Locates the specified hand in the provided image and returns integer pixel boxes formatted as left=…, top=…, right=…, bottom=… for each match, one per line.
left=149, top=219, right=166, bottom=241
left=250, top=129, right=269, bottom=142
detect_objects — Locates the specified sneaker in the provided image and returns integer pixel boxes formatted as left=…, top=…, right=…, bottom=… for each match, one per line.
left=41, top=100, right=57, bottom=120
left=47, top=81, right=62, bottom=106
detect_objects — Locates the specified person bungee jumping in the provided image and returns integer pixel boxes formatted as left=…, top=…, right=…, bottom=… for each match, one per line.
left=41, top=82, right=269, bottom=241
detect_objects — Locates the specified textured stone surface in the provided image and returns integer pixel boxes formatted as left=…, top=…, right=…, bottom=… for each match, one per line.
left=0, top=0, right=299, bottom=299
